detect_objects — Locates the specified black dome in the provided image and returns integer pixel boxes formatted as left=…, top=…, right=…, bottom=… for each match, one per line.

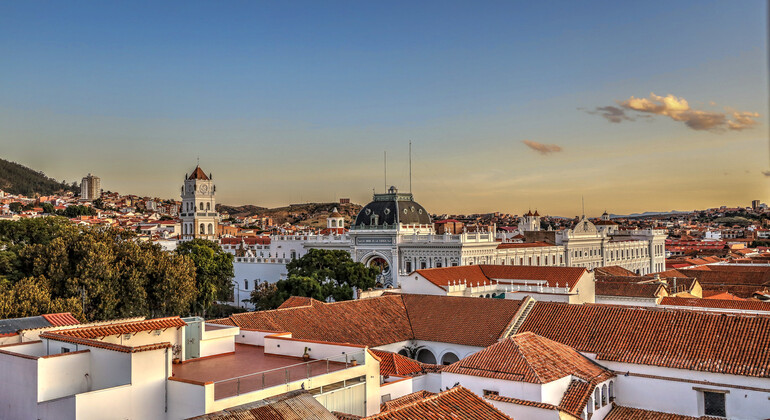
left=354, top=187, right=431, bottom=228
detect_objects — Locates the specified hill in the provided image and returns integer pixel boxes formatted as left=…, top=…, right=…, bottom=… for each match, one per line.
left=217, top=202, right=362, bottom=226
left=0, top=157, right=78, bottom=196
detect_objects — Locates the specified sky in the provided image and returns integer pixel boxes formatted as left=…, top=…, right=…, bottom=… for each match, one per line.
left=1, top=0, right=768, bottom=216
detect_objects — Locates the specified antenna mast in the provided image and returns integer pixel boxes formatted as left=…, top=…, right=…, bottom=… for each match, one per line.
left=409, top=141, right=412, bottom=193
left=582, top=195, right=585, bottom=218
left=384, top=151, right=387, bottom=192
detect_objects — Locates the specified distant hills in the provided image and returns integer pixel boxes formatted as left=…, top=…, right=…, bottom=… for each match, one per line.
left=0, top=157, right=78, bottom=196
left=217, top=202, right=362, bottom=226
left=610, top=211, right=690, bottom=219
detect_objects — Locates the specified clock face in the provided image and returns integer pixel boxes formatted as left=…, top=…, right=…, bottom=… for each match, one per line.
left=200, top=184, right=208, bottom=192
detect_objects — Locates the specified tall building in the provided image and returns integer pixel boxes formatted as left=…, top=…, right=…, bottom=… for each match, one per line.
left=752, top=200, right=760, bottom=210
left=180, top=166, right=218, bottom=241
left=79, top=173, right=101, bottom=201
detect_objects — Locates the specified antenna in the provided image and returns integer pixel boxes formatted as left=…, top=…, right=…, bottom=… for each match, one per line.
left=581, top=195, right=585, bottom=218
left=384, top=151, right=387, bottom=191
left=409, top=140, right=412, bottom=193
left=197, top=155, right=200, bottom=166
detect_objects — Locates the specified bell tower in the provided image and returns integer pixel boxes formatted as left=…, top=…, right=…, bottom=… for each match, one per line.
left=180, top=166, right=218, bottom=241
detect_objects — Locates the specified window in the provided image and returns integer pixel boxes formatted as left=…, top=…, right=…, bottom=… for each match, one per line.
left=199, top=202, right=204, bottom=210
left=482, top=389, right=499, bottom=397
left=441, top=352, right=459, bottom=365
left=61, top=347, right=70, bottom=353
left=703, top=391, right=726, bottom=417
left=420, top=261, right=426, bottom=269
left=200, top=223, right=205, bottom=234
left=206, top=202, right=210, bottom=211
left=601, top=384, right=607, bottom=406
left=405, top=261, right=412, bottom=273
left=244, top=280, right=249, bottom=290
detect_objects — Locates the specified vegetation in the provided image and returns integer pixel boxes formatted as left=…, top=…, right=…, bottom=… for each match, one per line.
left=250, top=249, right=378, bottom=309
left=0, top=218, right=232, bottom=321
left=0, top=157, right=78, bottom=196
left=176, top=239, right=235, bottom=317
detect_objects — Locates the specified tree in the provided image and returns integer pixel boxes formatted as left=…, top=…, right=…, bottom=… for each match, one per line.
left=280, top=249, right=378, bottom=303
left=8, top=202, right=22, bottom=213
left=176, top=239, right=234, bottom=316
left=41, top=203, right=55, bottom=214
left=249, top=281, right=282, bottom=310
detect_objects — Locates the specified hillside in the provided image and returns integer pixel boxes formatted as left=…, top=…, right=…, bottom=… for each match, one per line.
left=218, top=202, right=362, bottom=226
left=0, top=158, right=78, bottom=196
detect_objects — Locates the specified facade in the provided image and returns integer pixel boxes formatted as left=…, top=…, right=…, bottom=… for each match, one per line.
left=79, top=173, right=101, bottom=201
left=180, top=166, right=219, bottom=241
left=225, top=187, right=666, bottom=305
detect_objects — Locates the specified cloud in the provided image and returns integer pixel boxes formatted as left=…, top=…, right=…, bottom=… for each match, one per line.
left=589, top=93, right=760, bottom=132
left=522, top=140, right=562, bottom=155
left=585, top=106, right=634, bottom=123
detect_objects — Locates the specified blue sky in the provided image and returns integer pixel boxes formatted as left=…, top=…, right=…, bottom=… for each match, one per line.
left=1, top=1, right=767, bottom=215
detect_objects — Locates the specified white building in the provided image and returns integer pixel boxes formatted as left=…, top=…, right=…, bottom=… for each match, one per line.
left=180, top=166, right=219, bottom=241
left=79, top=174, right=101, bottom=201
left=224, top=186, right=666, bottom=306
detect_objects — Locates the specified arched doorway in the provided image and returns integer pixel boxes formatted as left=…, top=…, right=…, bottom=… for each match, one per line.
left=441, top=352, right=459, bottom=365
left=416, top=348, right=436, bottom=364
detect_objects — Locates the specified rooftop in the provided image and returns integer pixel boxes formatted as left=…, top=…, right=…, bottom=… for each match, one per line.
left=172, top=344, right=350, bottom=400
left=364, top=386, right=512, bottom=420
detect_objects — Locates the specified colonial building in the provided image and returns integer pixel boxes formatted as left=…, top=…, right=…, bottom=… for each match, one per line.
left=180, top=166, right=219, bottom=241
left=226, top=185, right=666, bottom=305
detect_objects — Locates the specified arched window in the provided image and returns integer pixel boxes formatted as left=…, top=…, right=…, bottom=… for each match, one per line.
left=594, top=388, right=600, bottom=409
left=244, top=280, right=249, bottom=290
left=208, top=223, right=213, bottom=235
left=601, top=384, right=607, bottom=406
left=441, top=352, right=459, bottom=365
left=199, top=223, right=205, bottom=235
left=199, top=202, right=204, bottom=211
left=609, top=381, right=615, bottom=402
left=587, top=397, right=594, bottom=416
left=416, top=349, right=436, bottom=364
left=206, top=202, right=210, bottom=211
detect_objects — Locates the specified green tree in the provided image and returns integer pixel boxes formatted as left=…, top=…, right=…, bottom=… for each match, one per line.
left=176, top=239, right=234, bottom=316
left=8, top=202, right=22, bottom=213
left=249, top=281, right=282, bottom=310
left=282, top=249, right=378, bottom=302
left=41, top=203, right=55, bottom=214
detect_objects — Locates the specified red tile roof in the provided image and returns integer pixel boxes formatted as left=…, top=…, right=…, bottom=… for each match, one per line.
left=443, top=332, right=613, bottom=384
left=660, top=297, right=770, bottom=312
left=484, top=394, right=558, bottom=411
left=278, top=296, right=323, bottom=309
left=605, top=405, right=723, bottom=420
left=380, top=391, right=436, bottom=412
left=213, top=294, right=524, bottom=348
left=188, top=166, right=210, bottom=180
left=595, top=282, right=665, bottom=298
left=557, top=379, right=594, bottom=417
left=595, top=266, right=638, bottom=277
left=39, top=332, right=172, bottom=353
left=519, top=302, right=770, bottom=378
left=371, top=349, right=427, bottom=377
left=51, top=317, right=186, bottom=339
left=415, top=264, right=587, bottom=291
left=364, top=386, right=513, bottom=420
left=41, top=313, right=80, bottom=327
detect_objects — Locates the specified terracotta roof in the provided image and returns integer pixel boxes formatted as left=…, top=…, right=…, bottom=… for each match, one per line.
left=444, top=332, right=613, bottom=384
left=519, top=302, right=770, bottom=378
left=41, top=313, right=80, bottom=327
left=595, top=266, right=637, bottom=277
left=557, top=379, right=593, bottom=417
left=660, top=297, right=770, bottom=312
left=371, top=349, right=425, bottom=377
left=381, top=391, right=436, bottom=412
left=214, top=294, right=524, bottom=348
left=278, top=296, right=323, bottom=309
left=415, top=265, right=587, bottom=291
left=39, top=332, right=172, bottom=353
left=484, top=394, right=558, bottom=411
left=703, top=291, right=744, bottom=300
left=188, top=166, right=210, bottom=180
left=605, top=405, right=723, bottom=420
left=364, top=386, right=513, bottom=420
left=496, top=241, right=555, bottom=249
left=595, top=282, right=665, bottom=298
left=51, top=317, right=186, bottom=339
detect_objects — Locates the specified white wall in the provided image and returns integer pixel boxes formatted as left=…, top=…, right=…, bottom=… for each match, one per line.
left=441, top=371, right=542, bottom=402
left=167, top=379, right=211, bottom=420
left=596, top=296, right=658, bottom=307
left=264, top=336, right=367, bottom=363
left=74, top=384, right=134, bottom=420
left=539, top=375, right=571, bottom=405
left=487, top=399, right=560, bottom=420
left=37, top=394, right=76, bottom=420
left=235, top=329, right=284, bottom=346
left=598, top=360, right=770, bottom=419
left=380, top=377, right=415, bottom=403
left=401, top=274, right=448, bottom=296
left=37, top=351, right=91, bottom=402
left=0, top=350, right=38, bottom=420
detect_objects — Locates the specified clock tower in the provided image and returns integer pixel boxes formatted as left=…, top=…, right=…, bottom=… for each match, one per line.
left=180, top=165, right=218, bottom=241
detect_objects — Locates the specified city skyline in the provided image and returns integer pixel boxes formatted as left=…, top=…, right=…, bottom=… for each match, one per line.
left=1, top=1, right=767, bottom=214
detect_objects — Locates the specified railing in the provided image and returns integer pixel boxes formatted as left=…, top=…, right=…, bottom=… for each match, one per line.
left=212, top=350, right=365, bottom=400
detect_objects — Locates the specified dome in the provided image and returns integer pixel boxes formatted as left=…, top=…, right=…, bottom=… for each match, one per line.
left=354, top=186, right=431, bottom=229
